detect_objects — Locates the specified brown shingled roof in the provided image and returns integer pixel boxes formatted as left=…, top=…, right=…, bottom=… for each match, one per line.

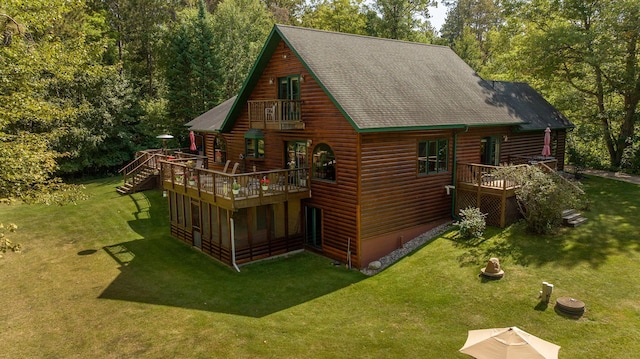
left=188, top=25, right=573, bottom=133
left=277, top=25, right=525, bottom=130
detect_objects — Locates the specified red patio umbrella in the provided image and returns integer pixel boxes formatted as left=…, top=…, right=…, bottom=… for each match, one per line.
left=541, top=127, right=551, bottom=157
left=189, top=131, right=197, bottom=151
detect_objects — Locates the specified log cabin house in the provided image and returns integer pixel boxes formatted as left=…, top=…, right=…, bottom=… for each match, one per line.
left=122, top=25, right=574, bottom=270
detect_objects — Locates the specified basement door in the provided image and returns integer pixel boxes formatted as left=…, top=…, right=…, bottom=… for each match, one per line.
left=304, top=206, right=322, bottom=248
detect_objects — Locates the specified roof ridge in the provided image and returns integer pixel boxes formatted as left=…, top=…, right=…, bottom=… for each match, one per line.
left=275, top=24, right=450, bottom=50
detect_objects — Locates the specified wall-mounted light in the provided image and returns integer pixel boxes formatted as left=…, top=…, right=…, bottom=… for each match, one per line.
left=282, top=54, right=287, bottom=59
left=300, top=74, right=305, bottom=83
left=503, top=135, right=508, bottom=142
left=269, top=77, right=274, bottom=85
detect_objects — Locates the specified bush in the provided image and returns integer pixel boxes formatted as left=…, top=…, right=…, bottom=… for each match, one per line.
left=454, top=207, right=487, bottom=239
left=497, top=165, right=586, bottom=234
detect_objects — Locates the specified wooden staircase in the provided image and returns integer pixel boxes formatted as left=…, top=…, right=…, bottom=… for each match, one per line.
left=562, top=209, right=588, bottom=227
left=116, top=167, right=159, bottom=195
left=116, top=151, right=164, bottom=195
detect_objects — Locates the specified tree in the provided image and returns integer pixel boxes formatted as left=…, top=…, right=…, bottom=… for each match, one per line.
left=494, top=0, right=640, bottom=169
left=301, top=0, right=367, bottom=35
left=371, top=0, right=436, bottom=40
left=163, top=0, right=219, bottom=128
left=0, top=0, right=101, bottom=202
left=452, top=26, right=483, bottom=72
left=212, top=0, right=273, bottom=100
left=497, top=165, right=585, bottom=234
left=440, top=0, right=502, bottom=68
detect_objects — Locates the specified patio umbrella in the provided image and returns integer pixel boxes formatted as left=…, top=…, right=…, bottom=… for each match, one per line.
left=189, top=131, right=197, bottom=151
left=460, top=327, right=560, bottom=359
left=541, top=127, right=552, bottom=157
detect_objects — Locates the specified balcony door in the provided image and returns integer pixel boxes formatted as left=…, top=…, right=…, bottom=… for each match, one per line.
left=278, top=75, right=300, bottom=121
left=480, top=137, right=500, bottom=166
left=278, top=75, right=300, bottom=100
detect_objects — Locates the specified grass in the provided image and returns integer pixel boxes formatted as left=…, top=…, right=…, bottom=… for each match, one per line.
left=1, top=174, right=639, bottom=358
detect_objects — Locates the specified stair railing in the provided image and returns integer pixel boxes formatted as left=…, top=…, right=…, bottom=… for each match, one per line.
left=120, top=151, right=164, bottom=193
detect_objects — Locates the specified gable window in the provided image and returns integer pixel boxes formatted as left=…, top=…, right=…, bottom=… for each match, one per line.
left=418, top=139, right=448, bottom=174
left=244, top=129, right=265, bottom=159
left=213, top=136, right=226, bottom=163
left=312, top=143, right=336, bottom=181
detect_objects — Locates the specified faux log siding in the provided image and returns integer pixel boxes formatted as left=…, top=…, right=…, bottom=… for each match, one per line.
left=455, top=126, right=511, bottom=164
left=501, top=130, right=567, bottom=170
left=210, top=39, right=360, bottom=265
left=359, top=131, right=455, bottom=240
left=456, top=127, right=567, bottom=170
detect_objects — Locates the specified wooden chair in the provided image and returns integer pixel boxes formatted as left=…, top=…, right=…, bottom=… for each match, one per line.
left=264, top=103, right=276, bottom=121
left=223, top=160, right=231, bottom=173
left=231, top=162, right=240, bottom=174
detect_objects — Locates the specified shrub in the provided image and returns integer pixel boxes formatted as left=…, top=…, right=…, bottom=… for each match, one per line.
left=497, top=165, right=586, bottom=234
left=454, top=207, right=487, bottom=239
left=0, top=223, right=21, bottom=257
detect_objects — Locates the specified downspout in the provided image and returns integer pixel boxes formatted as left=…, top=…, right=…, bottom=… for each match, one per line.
left=230, top=217, right=241, bottom=272
left=451, top=125, right=469, bottom=220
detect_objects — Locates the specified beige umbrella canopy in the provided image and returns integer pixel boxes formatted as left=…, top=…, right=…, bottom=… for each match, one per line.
left=460, top=327, right=560, bottom=359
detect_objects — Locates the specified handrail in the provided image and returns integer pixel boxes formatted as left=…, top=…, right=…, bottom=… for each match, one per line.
left=160, top=161, right=310, bottom=203
left=538, top=162, right=584, bottom=195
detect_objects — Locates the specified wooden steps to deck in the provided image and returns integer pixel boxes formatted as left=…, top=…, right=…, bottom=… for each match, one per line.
left=562, top=209, right=588, bottom=227
left=116, top=168, right=158, bottom=195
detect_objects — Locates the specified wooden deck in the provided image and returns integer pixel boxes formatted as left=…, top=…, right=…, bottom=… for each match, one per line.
left=160, top=161, right=311, bottom=210
left=455, top=160, right=558, bottom=228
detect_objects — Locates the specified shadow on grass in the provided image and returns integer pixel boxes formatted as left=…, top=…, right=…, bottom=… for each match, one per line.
left=99, top=191, right=364, bottom=318
left=450, top=177, right=640, bottom=269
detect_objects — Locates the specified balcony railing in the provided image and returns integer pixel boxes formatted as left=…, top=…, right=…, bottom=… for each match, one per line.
left=161, top=161, right=311, bottom=210
left=248, top=99, right=304, bottom=130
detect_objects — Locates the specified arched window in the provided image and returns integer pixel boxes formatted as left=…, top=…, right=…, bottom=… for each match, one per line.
left=213, top=136, right=227, bottom=163
left=312, top=143, right=336, bottom=181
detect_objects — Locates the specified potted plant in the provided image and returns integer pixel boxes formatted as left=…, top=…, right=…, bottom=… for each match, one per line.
left=175, top=174, right=184, bottom=183
left=232, top=181, right=241, bottom=195
left=260, top=176, right=270, bottom=191
left=188, top=176, right=197, bottom=186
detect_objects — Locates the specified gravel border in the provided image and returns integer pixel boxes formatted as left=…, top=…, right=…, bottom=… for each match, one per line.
left=360, top=222, right=454, bottom=276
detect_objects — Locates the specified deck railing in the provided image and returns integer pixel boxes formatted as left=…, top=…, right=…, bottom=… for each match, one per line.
left=248, top=99, right=304, bottom=130
left=119, top=149, right=207, bottom=192
left=456, top=163, right=525, bottom=190
left=161, top=161, right=310, bottom=207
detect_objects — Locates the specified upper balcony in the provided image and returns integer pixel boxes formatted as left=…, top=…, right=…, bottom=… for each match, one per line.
left=160, top=161, right=311, bottom=211
left=248, top=99, right=304, bottom=130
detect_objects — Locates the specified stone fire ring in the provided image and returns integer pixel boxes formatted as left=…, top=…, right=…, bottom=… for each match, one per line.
left=555, top=296, right=585, bottom=317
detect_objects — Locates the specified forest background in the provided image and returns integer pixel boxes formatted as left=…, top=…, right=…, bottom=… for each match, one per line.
left=1, top=0, right=639, bottom=202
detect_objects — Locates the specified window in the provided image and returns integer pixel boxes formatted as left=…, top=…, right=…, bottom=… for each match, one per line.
left=244, top=129, right=265, bottom=158
left=312, top=143, right=336, bottom=181
left=213, top=136, right=226, bottom=163
left=418, top=139, right=448, bottom=174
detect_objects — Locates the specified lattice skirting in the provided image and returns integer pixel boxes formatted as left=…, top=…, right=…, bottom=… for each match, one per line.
left=455, top=190, right=522, bottom=228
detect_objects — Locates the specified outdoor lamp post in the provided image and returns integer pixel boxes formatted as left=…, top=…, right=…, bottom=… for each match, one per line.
left=156, top=134, right=174, bottom=154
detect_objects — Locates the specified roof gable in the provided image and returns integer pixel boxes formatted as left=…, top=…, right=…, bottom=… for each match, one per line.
left=196, top=25, right=572, bottom=133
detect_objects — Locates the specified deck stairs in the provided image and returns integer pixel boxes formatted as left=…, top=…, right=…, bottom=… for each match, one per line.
left=562, top=209, right=588, bottom=227
left=116, top=167, right=158, bottom=195
left=116, top=151, right=163, bottom=195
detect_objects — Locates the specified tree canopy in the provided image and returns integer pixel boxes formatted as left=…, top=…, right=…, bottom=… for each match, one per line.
left=1, top=0, right=639, bottom=202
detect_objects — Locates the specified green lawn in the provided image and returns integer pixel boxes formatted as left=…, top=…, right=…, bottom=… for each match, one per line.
left=1, top=175, right=639, bottom=358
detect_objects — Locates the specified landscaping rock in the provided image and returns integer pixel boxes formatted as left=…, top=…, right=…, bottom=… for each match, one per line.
left=368, top=261, right=382, bottom=270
